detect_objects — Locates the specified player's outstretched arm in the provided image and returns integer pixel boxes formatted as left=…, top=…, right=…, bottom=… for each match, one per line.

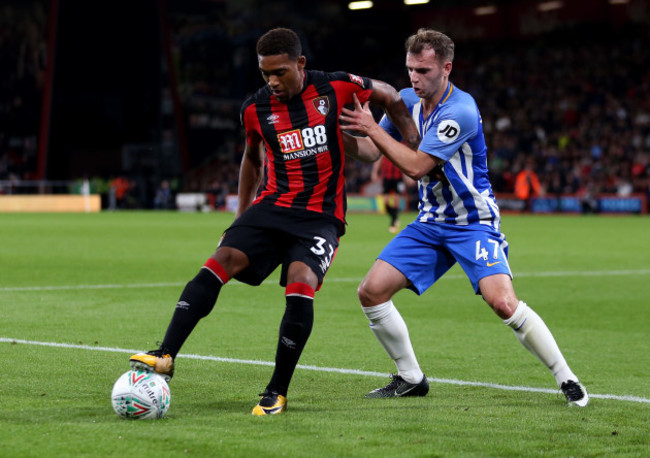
left=235, top=142, right=264, bottom=218
left=340, top=94, right=438, bottom=180
left=368, top=79, right=420, bottom=152
left=341, top=131, right=381, bottom=163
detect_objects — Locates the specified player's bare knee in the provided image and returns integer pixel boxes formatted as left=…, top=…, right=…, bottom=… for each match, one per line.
left=286, top=262, right=319, bottom=288
left=288, top=272, right=317, bottom=288
left=487, top=296, right=517, bottom=320
left=213, top=247, right=248, bottom=275
left=357, top=279, right=384, bottom=307
left=357, top=282, right=371, bottom=306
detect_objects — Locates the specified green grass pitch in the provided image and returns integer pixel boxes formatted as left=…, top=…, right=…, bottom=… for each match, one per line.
left=1, top=211, right=649, bottom=456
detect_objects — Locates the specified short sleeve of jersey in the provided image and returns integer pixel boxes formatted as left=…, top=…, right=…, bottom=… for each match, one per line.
left=379, top=113, right=400, bottom=141
left=420, top=100, right=479, bottom=161
left=328, top=71, right=373, bottom=105
left=379, top=88, right=417, bottom=142
left=240, top=98, right=261, bottom=147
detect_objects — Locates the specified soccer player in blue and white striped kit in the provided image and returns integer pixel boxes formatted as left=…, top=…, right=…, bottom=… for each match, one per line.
left=340, top=28, right=588, bottom=406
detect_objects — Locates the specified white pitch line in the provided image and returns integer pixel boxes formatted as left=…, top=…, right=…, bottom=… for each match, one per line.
left=0, top=282, right=186, bottom=292
left=2, top=337, right=648, bottom=405
left=2, top=269, right=650, bottom=292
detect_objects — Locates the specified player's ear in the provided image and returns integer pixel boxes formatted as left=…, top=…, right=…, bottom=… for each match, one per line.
left=442, top=61, right=452, bottom=76
left=297, top=55, right=306, bottom=70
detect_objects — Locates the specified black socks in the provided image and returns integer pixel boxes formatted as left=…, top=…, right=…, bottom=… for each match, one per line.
left=161, top=263, right=226, bottom=357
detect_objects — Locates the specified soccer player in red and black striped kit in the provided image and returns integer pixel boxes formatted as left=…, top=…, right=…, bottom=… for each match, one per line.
left=129, top=28, right=419, bottom=415
left=372, top=156, right=407, bottom=233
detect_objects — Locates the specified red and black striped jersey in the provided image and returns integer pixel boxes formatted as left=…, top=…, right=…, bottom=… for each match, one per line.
left=380, top=156, right=403, bottom=180
left=240, top=70, right=372, bottom=226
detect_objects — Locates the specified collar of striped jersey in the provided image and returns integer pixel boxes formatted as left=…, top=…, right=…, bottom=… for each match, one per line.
left=419, top=81, right=453, bottom=136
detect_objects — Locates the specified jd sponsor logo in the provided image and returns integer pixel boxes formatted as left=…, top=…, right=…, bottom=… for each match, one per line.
left=437, top=119, right=460, bottom=144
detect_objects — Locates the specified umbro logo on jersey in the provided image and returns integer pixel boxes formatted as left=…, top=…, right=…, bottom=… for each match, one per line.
left=176, top=301, right=190, bottom=310
left=437, top=119, right=460, bottom=144
left=266, top=114, right=280, bottom=124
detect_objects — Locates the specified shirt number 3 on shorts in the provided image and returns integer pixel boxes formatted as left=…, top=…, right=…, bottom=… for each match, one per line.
left=311, top=236, right=335, bottom=273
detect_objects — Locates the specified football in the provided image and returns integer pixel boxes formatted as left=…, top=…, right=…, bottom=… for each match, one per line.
left=111, top=370, right=171, bottom=419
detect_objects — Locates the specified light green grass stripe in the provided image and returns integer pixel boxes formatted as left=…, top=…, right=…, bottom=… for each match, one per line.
left=2, top=337, right=648, bottom=405
left=2, top=268, right=650, bottom=292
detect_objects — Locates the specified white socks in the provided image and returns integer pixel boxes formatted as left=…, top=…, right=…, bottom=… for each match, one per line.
left=504, top=301, right=577, bottom=386
left=362, top=299, right=578, bottom=388
left=362, top=300, right=424, bottom=384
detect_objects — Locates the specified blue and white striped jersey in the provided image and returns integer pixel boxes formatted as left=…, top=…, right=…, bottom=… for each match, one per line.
left=380, top=82, right=501, bottom=231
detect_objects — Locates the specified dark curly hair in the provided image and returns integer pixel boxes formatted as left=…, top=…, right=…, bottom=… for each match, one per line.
left=256, top=28, right=302, bottom=60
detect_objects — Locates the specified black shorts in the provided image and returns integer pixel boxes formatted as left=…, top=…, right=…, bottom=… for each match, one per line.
left=382, top=178, right=402, bottom=194
left=220, top=204, right=342, bottom=288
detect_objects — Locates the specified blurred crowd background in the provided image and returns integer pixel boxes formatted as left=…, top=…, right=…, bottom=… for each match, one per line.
left=1, top=0, right=649, bottom=210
